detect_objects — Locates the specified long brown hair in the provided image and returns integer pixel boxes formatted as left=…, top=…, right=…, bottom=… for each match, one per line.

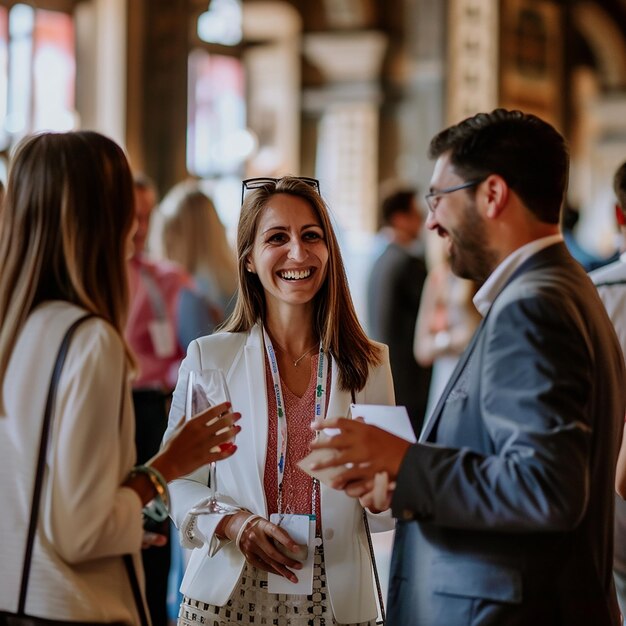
left=0, top=131, right=136, bottom=411
left=221, top=176, right=381, bottom=392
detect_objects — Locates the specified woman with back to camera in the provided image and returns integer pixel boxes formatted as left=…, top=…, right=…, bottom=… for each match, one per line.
left=164, top=176, right=395, bottom=625
left=156, top=180, right=238, bottom=327
left=0, top=131, right=240, bottom=625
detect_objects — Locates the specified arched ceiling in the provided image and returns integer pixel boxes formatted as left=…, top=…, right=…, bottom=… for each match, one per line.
left=573, top=1, right=626, bottom=88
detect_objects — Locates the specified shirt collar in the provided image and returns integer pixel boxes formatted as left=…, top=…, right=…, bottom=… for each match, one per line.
left=473, top=234, right=563, bottom=317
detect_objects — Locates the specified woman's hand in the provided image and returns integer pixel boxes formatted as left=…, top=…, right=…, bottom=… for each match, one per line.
left=141, top=531, right=168, bottom=549
left=358, top=472, right=396, bottom=513
left=222, top=512, right=304, bottom=583
left=151, top=402, right=241, bottom=483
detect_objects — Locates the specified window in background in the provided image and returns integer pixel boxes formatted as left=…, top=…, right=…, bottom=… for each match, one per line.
left=196, top=0, right=242, bottom=47
left=187, top=50, right=248, bottom=178
left=32, top=8, right=76, bottom=132
left=0, top=3, right=75, bottom=155
left=187, top=49, right=251, bottom=238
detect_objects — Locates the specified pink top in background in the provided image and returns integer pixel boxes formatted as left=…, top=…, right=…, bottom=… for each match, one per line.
left=125, top=255, right=192, bottom=390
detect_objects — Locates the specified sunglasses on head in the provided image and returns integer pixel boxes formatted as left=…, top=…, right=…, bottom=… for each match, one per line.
left=241, top=177, right=320, bottom=204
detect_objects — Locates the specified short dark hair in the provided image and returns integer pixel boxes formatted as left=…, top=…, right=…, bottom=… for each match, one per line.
left=613, top=161, right=626, bottom=214
left=380, top=187, right=417, bottom=225
left=428, top=109, right=569, bottom=224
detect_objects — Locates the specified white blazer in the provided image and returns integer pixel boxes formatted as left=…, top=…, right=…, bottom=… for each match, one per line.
left=164, top=324, right=395, bottom=624
left=0, top=302, right=144, bottom=625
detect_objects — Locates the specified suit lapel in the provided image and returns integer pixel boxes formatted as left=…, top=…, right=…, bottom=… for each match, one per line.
left=419, top=242, right=571, bottom=443
left=419, top=315, right=486, bottom=442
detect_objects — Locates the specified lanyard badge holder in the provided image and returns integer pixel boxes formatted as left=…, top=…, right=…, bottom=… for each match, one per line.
left=263, top=329, right=326, bottom=595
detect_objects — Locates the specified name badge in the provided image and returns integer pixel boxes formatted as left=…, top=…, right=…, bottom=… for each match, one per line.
left=267, top=513, right=315, bottom=595
left=148, top=319, right=176, bottom=358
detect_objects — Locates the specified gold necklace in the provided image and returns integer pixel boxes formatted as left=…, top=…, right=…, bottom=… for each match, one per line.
left=291, top=345, right=317, bottom=367
left=275, top=342, right=318, bottom=367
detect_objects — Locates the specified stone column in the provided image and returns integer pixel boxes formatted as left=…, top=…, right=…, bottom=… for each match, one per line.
left=303, top=30, right=387, bottom=322
left=303, top=30, right=387, bottom=234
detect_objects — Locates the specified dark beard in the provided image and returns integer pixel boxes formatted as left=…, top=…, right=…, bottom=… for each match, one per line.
left=448, top=198, right=497, bottom=284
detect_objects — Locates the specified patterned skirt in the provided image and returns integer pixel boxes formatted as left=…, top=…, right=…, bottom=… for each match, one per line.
left=177, top=546, right=377, bottom=626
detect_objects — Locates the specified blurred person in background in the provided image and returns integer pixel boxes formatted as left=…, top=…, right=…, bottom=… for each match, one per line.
left=413, top=255, right=480, bottom=421
left=589, top=160, right=626, bottom=620
left=125, top=174, right=212, bottom=626
left=0, top=130, right=239, bottom=625
left=156, top=180, right=238, bottom=336
left=562, top=202, right=619, bottom=272
left=367, top=185, right=431, bottom=435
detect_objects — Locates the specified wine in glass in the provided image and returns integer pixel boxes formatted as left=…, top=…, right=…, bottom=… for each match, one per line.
left=186, top=369, right=238, bottom=515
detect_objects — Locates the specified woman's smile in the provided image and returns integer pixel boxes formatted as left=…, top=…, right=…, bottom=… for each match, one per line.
left=248, top=193, right=329, bottom=309
left=278, top=267, right=314, bottom=281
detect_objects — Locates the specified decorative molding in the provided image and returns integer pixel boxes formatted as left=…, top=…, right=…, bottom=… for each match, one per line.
left=242, top=1, right=301, bottom=41
left=499, top=0, right=563, bottom=130
left=303, top=31, right=387, bottom=83
left=573, top=2, right=626, bottom=89
left=321, top=0, right=376, bottom=29
left=302, top=81, right=383, bottom=113
left=316, top=102, right=379, bottom=233
left=446, top=0, right=498, bottom=124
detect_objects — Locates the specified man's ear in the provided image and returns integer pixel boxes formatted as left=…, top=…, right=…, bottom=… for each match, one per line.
left=615, top=204, right=626, bottom=227
left=482, top=174, right=509, bottom=219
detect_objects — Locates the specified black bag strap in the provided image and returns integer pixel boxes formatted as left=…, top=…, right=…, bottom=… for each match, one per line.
left=351, top=389, right=386, bottom=626
left=18, top=313, right=95, bottom=613
left=123, top=554, right=150, bottom=626
left=362, top=511, right=386, bottom=625
left=17, top=313, right=149, bottom=626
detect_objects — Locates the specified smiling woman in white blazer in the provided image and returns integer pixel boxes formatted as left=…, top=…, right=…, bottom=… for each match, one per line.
left=164, top=176, right=395, bottom=626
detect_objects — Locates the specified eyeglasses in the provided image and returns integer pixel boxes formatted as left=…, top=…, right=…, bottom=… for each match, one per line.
left=241, top=177, right=320, bottom=204
left=424, top=178, right=485, bottom=213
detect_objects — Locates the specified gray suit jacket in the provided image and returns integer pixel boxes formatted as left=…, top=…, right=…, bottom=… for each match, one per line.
left=388, top=243, right=626, bottom=626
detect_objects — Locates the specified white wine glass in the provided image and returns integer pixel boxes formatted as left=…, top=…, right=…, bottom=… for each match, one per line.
left=186, top=369, right=238, bottom=515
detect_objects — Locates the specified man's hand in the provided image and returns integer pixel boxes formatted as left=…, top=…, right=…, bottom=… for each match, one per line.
left=310, top=418, right=411, bottom=495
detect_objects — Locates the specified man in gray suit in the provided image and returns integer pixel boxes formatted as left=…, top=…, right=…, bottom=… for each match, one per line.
left=311, top=109, right=626, bottom=625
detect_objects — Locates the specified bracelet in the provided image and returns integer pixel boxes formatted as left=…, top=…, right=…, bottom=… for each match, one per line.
left=129, top=464, right=170, bottom=519
left=235, top=513, right=263, bottom=551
